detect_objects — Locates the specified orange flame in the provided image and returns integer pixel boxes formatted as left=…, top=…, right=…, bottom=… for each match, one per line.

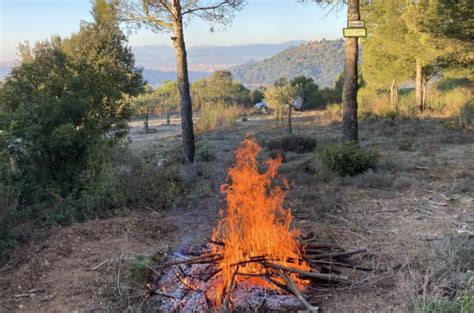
left=210, top=139, right=309, bottom=303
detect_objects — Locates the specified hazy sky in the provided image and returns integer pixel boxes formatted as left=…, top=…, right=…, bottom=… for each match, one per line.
left=0, top=0, right=347, bottom=62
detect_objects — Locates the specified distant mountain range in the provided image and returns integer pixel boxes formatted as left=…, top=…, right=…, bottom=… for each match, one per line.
left=0, top=40, right=345, bottom=88
left=230, top=39, right=345, bottom=88
left=132, top=41, right=304, bottom=72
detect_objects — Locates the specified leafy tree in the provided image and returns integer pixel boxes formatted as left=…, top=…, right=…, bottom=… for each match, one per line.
left=362, top=0, right=458, bottom=111
left=422, top=0, right=474, bottom=79
left=320, top=73, right=344, bottom=106
left=0, top=0, right=143, bottom=208
left=290, top=76, right=323, bottom=109
left=157, top=80, right=180, bottom=124
left=191, top=71, right=250, bottom=107
left=250, top=88, right=265, bottom=104
left=361, top=0, right=413, bottom=108
left=121, top=0, right=246, bottom=162
left=131, top=85, right=160, bottom=132
left=264, top=84, right=301, bottom=133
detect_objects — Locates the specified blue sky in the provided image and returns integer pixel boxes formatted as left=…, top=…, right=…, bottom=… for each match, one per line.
left=0, top=0, right=347, bottom=62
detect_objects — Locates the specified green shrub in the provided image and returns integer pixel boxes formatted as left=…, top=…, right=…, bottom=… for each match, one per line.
left=399, top=136, right=415, bottom=151
left=196, top=149, right=216, bottom=162
left=267, top=135, right=317, bottom=153
left=319, top=143, right=378, bottom=176
left=414, top=278, right=474, bottom=313
left=459, top=99, right=474, bottom=128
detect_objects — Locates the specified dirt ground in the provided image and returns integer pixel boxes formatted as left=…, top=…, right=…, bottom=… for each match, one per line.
left=1, top=112, right=472, bottom=312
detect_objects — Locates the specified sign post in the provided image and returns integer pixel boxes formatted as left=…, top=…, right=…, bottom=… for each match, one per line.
left=343, top=20, right=367, bottom=38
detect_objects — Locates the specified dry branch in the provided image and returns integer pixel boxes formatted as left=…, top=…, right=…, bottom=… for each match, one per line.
left=275, top=269, right=319, bottom=312
left=160, top=253, right=222, bottom=268
left=306, top=248, right=367, bottom=260
left=263, top=262, right=351, bottom=284
left=224, top=265, right=239, bottom=312
left=309, top=260, right=386, bottom=272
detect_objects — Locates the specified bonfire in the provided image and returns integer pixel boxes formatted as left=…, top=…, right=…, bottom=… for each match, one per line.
left=146, top=139, right=370, bottom=312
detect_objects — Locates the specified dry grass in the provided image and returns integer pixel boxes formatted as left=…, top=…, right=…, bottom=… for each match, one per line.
left=2, top=110, right=472, bottom=312
left=195, top=102, right=242, bottom=133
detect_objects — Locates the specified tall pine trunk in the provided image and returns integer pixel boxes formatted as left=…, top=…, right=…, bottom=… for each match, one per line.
left=144, top=106, right=150, bottom=134
left=288, top=105, right=292, bottom=133
left=172, top=0, right=195, bottom=162
left=342, top=0, right=360, bottom=142
left=415, top=60, right=423, bottom=112
left=166, top=111, right=171, bottom=125
left=390, top=79, right=398, bottom=110
left=422, top=79, right=427, bottom=111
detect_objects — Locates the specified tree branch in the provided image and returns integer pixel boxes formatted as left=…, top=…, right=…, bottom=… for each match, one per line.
left=182, top=0, right=233, bottom=15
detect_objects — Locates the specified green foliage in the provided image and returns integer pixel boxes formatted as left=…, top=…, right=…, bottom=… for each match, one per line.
left=196, top=149, right=216, bottom=162
left=250, top=88, right=265, bottom=104
left=0, top=0, right=145, bottom=261
left=232, top=40, right=344, bottom=88
left=362, top=0, right=472, bottom=92
left=128, top=254, right=152, bottom=284
left=414, top=293, right=474, bottom=313
left=459, top=99, right=474, bottom=128
left=264, top=84, right=301, bottom=121
left=399, top=136, right=415, bottom=151
left=267, top=135, right=317, bottom=154
left=320, top=143, right=378, bottom=176
left=413, top=233, right=474, bottom=313
left=290, top=76, right=323, bottom=109
left=191, top=71, right=250, bottom=108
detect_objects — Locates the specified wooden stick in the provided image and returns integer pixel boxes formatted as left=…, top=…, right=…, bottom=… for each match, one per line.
left=306, top=248, right=367, bottom=260
left=174, top=271, right=197, bottom=291
left=266, top=276, right=291, bottom=292
left=309, top=260, right=385, bottom=272
left=275, top=269, right=319, bottom=312
left=299, top=242, right=334, bottom=249
left=159, top=254, right=222, bottom=268
left=224, top=265, right=239, bottom=312
left=263, top=262, right=350, bottom=284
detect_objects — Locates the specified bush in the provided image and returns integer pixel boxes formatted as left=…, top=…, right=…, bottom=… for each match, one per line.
left=196, top=149, right=216, bottom=162
left=319, top=143, right=378, bottom=176
left=459, top=99, right=474, bottom=128
left=399, top=136, right=415, bottom=151
left=267, top=135, right=317, bottom=153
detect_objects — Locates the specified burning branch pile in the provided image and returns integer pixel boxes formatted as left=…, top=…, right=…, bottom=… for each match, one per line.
left=146, top=139, right=373, bottom=312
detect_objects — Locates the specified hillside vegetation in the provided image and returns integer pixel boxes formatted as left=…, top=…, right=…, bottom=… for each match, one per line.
left=231, top=39, right=344, bottom=88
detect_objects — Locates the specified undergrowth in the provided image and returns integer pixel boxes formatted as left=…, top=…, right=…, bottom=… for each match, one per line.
left=319, top=143, right=378, bottom=176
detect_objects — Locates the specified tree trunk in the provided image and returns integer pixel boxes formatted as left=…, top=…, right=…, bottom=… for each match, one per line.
left=171, top=0, right=195, bottom=162
left=390, top=79, right=398, bottom=111
left=422, top=79, right=427, bottom=111
left=416, top=60, right=423, bottom=112
left=166, top=111, right=171, bottom=125
left=288, top=105, right=292, bottom=133
left=342, top=0, right=360, bottom=142
left=144, top=107, right=150, bottom=134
